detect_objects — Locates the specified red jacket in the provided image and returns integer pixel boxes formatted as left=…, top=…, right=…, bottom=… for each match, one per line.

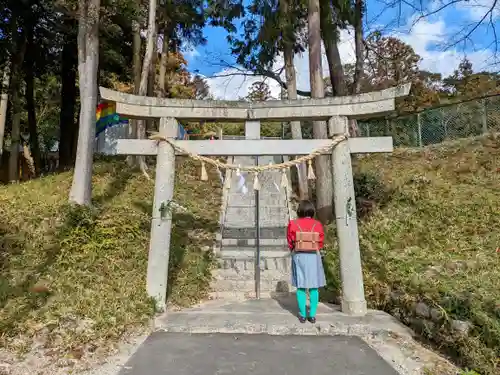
left=287, top=217, right=325, bottom=251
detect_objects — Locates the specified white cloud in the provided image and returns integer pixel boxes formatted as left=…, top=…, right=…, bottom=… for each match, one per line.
left=457, top=0, right=500, bottom=21
left=206, top=29, right=355, bottom=99
left=394, top=17, right=496, bottom=76
left=205, top=17, right=496, bottom=99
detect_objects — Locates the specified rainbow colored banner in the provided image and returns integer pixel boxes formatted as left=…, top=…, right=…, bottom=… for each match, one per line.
left=95, top=102, right=189, bottom=140
left=96, top=102, right=128, bottom=136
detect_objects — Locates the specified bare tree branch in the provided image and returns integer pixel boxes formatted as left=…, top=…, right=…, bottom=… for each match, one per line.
left=369, top=0, right=499, bottom=65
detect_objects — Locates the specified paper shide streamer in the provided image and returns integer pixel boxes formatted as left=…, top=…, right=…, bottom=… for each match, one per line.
left=186, top=135, right=347, bottom=193
left=200, top=161, right=316, bottom=193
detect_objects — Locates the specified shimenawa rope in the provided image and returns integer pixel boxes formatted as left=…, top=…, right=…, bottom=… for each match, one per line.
left=146, top=132, right=348, bottom=190
left=148, top=133, right=348, bottom=173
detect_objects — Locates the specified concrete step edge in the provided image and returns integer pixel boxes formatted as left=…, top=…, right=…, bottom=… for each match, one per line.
left=220, top=248, right=289, bottom=254
left=219, top=239, right=287, bottom=246
left=213, top=270, right=292, bottom=279
left=211, top=280, right=292, bottom=292
left=216, top=258, right=291, bottom=271
left=207, top=291, right=295, bottom=301
left=219, top=250, right=291, bottom=258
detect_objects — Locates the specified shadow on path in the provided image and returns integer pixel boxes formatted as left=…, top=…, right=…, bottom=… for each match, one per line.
left=272, top=292, right=299, bottom=316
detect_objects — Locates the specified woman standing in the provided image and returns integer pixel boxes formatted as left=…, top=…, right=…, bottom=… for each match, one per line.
left=287, top=200, right=326, bottom=323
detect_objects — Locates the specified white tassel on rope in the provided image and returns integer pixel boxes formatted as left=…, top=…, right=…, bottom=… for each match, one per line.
left=216, top=167, right=224, bottom=185
left=280, top=169, right=289, bottom=188
left=295, top=163, right=301, bottom=180
left=229, top=164, right=241, bottom=190
left=238, top=173, right=248, bottom=194
left=307, top=159, right=316, bottom=180
left=253, top=172, right=260, bottom=191
left=269, top=162, right=279, bottom=192
left=225, top=170, right=232, bottom=190
left=200, top=161, right=208, bottom=181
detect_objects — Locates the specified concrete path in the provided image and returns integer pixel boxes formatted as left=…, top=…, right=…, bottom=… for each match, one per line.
left=93, top=296, right=458, bottom=375
left=156, top=296, right=409, bottom=337
left=118, top=332, right=398, bottom=375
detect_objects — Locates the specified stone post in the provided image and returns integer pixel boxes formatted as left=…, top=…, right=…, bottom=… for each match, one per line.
left=147, top=116, right=178, bottom=311
left=329, top=116, right=367, bottom=316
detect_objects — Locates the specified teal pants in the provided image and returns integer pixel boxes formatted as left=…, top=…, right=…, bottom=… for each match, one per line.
left=296, top=288, right=319, bottom=318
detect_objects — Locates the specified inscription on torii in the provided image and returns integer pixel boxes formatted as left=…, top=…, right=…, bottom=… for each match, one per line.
left=99, top=84, right=411, bottom=316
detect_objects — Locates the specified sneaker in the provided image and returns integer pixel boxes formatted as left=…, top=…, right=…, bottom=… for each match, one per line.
left=307, top=317, right=316, bottom=324
left=298, top=315, right=306, bottom=323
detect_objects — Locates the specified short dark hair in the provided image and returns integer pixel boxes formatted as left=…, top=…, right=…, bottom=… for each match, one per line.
left=297, top=200, right=316, bottom=218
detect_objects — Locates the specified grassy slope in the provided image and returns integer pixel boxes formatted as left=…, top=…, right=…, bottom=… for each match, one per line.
left=322, top=135, right=500, bottom=375
left=0, top=157, right=220, bottom=358
left=2, top=136, right=499, bottom=372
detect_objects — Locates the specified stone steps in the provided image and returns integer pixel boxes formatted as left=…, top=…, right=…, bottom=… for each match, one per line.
left=207, top=290, right=293, bottom=301
left=222, top=227, right=287, bottom=239
left=211, top=266, right=294, bottom=298
left=224, top=207, right=288, bottom=228
left=213, top=268, right=291, bottom=285
left=213, top=268, right=291, bottom=282
left=216, top=256, right=291, bottom=272
left=228, top=192, right=284, bottom=200
left=219, top=238, right=287, bottom=246
left=219, top=249, right=289, bottom=258
left=212, top=153, right=292, bottom=300
left=225, top=201, right=288, bottom=208
left=211, top=278, right=292, bottom=293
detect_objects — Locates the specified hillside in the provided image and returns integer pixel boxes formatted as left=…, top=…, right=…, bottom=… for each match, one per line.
left=1, top=136, right=499, bottom=374
left=0, top=157, right=221, bottom=364
left=323, top=134, right=500, bottom=375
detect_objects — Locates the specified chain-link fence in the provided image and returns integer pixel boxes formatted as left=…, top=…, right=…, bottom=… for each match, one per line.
left=358, top=95, right=500, bottom=147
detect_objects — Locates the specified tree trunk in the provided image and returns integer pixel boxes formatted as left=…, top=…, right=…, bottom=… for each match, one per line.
left=73, top=112, right=80, bottom=162
left=8, top=23, right=27, bottom=183
left=24, top=24, right=41, bottom=176
left=133, top=20, right=142, bottom=93
left=280, top=0, right=308, bottom=199
left=347, top=0, right=364, bottom=137
left=158, top=34, right=169, bottom=98
left=69, top=0, right=101, bottom=205
left=323, top=38, right=346, bottom=96
left=352, top=0, right=364, bottom=95
left=59, top=22, right=78, bottom=168
left=127, top=19, right=142, bottom=167
left=319, top=0, right=346, bottom=97
left=146, top=36, right=157, bottom=131
left=137, top=0, right=157, bottom=101
left=136, top=0, right=158, bottom=170
left=308, top=0, right=333, bottom=223
left=0, top=68, right=9, bottom=157
left=283, top=43, right=309, bottom=199
left=148, top=44, right=157, bottom=97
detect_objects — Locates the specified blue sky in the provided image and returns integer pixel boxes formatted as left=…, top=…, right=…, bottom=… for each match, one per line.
left=183, top=0, right=499, bottom=99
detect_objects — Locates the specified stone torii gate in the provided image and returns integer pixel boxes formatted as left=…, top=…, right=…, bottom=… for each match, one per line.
left=99, top=84, right=410, bottom=316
